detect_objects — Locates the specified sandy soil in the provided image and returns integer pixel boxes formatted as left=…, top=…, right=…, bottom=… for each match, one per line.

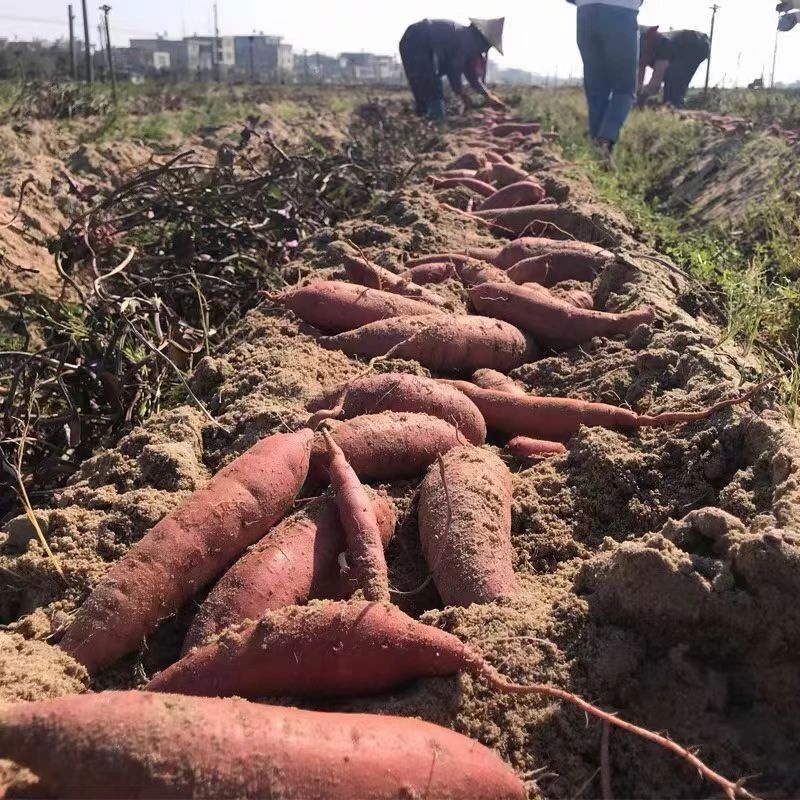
left=0, top=102, right=798, bottom=799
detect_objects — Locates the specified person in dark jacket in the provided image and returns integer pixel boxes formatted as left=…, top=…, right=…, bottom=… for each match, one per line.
left=638, top=26, right=711, bottom=107
left=399, top=18, right=506, bottom=120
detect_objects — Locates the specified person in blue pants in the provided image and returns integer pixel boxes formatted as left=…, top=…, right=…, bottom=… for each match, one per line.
left=569, top=0, right=642, bottom=164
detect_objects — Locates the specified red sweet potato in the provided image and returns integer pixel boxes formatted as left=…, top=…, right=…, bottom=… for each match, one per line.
left=306, top=372, right=487, bottom=445
left=182, top=493, right=396, bottom=651
left=446, top=152, right=486, bottom=171
left=431, top=176, right=497, bottom=198
left=268, top=280, right=441, bottom=333
left=144, top=605, right=750, bottom=799
left=508, top=436, right=567, bottom=461
left=399, top=261, right=460, bottom=284
left=491, top=122, right=542, bottom=137
left=336, top=250, right=447, bottom=308
left=0, top=690, right=526, bottom=799
left=479, top=181, right=547, bottom=211
left=457, top=260, right=511, bottom=286
left=439, top=168, right=478, bottom=179
left=58, top=429, right=313, bottom=675
left=470, top=204, right=565, bottom=238
left=323, top=430, right=389, bottom=602
left=405, top=252, right=476, bottom=269
left=419, top=446, right=515, bottom=606
left=506, top=249, right=612, bottom=287
left=308, top=412, right=462, bottom=482
left=470, top=281, right=654, bottom=349
left=319, top=314, right=539, bottom=373
left=471, top=368, right=527, bottom=395
left=444, top=380, right=769, bottom=441
left=556, top=288, right=594, bottom=311
left=467, top=237, right=609, bottom=269
left=483, top=150, right=506, bottom=164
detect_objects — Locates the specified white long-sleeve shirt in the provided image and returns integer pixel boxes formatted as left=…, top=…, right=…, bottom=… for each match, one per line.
left=574, top=0, right=642, bottom=9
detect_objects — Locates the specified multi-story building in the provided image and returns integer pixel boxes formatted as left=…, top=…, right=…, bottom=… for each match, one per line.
left=339, top=52, right=402, bottom=82
left=233, top=35, right=292, bottom=81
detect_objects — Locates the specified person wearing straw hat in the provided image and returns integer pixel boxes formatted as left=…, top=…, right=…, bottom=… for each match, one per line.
left=399, top=18, right=507, bottom=121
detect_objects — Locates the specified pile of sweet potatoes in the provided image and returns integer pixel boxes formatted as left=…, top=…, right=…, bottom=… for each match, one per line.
left=0, top=109, right=761, bottom=800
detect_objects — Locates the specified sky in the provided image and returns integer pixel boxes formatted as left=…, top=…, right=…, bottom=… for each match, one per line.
left=2, top=1, right=799, bottom=86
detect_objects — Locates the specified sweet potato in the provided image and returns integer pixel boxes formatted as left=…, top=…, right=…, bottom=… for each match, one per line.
left=457, top=260, right=511, bottom=286
left=467, top=237, right=610, bottom=269
left=470, top=282, right=654, bottom=349
left=471, top=368, right=527, bottom=395
left=58, top=429, right=313, bottom=675
left=182, top=493, right=396, bottom=651
left=508, top=436, right=567, bottom=460
left=556, top=288, right=594, bottom=310
left=431, top=176, right=497, bottom=198
left=319, top=314, right=538, bottom=373
left=479, top=181, right=547, bottom=211
left=306, top=372, right=487, bottom=445
left=506, top=249, right=611, bottom=287
left=308, top=412, right=462, bottom=482
left=400, top=261, right=460, bottom=284
left=336, top=249, right=447, bottom=308
left=144, top=603, right=751, bottom=800
left=444, top=380, right=771, bottom=441
left=491, top=122, right=542, bottom=137
left=470, top=203, right=566, bottom=238
left=322, top=430, right=389, bottom=602
left=405, top=252, right=476, bottom=269
left=419, top=446, right=515, bottom=605
left=268, top=280, right=441, bottom=333
left=0, top=690, right=526, bottom=799
left=439, top=168, right=478, bottom=179
left=483, top=150, right=506, bottom=164
left=446, top=152, right=486, bottom=171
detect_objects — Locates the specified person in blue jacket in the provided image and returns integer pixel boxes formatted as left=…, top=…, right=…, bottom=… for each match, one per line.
left=399, top=18, right=506, bottom=120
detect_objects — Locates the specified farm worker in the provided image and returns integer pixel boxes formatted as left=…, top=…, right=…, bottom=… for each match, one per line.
left=399, top=18, right=507, bottom=121
left=638, top=27, right=711, bottom=108
left=567, top=0, right=643, bottom=165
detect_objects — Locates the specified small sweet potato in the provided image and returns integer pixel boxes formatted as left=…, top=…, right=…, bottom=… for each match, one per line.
left=479, top=181, right=546, bottom=211
left=470, top=203, right=564, bottom=238
left=268, top=280, right=441, bottom=333
left=470, top=281, right=654, bottom=349
left=0, top=691, right=526, bottom=799
left=400, top=261, right=460, bottom=284
left=508, top=436, right=567, bottom=461
left=59, top=429, right=313, bottom=675
left=471, top=368, right=527, bottom=395
left=419, top=446, right=515, bottom=606
left=306, top=372, right=487, bottom=445
left=431, top=176, right=497, bottom=198
left=506, top=249, right=611, bottom=287
left=182, top=493, right=396, bottom=651
left=308, top=412, right=462, bottom=482
left=319, top=314, right=538, bottom=373
left=446, top=152, right=486, bottom=171
left=439, top=168, right=478, bottom=179
left=482, top=162, right=532, bottom=188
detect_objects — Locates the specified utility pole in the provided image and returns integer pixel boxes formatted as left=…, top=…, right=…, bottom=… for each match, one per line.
left=212, top=2, right=221, bottom=83
left=81, top=0, right=93, bottom=83
left=100, top=5, right=117, bottom=104
left=248, top=34, right=255, bottom=82
left=770, top=25, right=779, bottom=88
left=68, top=5, right=77, bottom=80
left=704, top=4, right=720, bottom=97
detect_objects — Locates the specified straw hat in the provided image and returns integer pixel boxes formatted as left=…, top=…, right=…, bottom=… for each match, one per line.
left=470, top=18, right=505, bottom=55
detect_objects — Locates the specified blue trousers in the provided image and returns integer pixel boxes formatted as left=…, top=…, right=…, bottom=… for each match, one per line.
left=577, top=4, right=639, bottom=143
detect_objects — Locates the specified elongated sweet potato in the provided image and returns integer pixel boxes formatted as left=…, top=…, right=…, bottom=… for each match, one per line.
left=268, top=280, right=441, bottom=333
left=556, top=288, right=594, bottom=310
left=319, top=314, right=538, bottom=373
left=143, top=605, right=750, bottom=800
left=471, top=368, right=527, bottom=395
left=507, top=249, right=611, bottom=286
left=309, top=412, right=462, bottom=482
left=439, top=168, right=478, bottom=179
left=467, top=237, right=610, bottom=269
left=182, top=493, right=396, bottom=652
left=0, top=690, right=526, bottom=799
left=479, top=181, right=546, bottom=211
left=405, top=252, right=476, bottom=269
left=483, top=162, right=531, bottom=188
left=419, top=446, right=515, bottom=605
left=400, top=259, right=507, bottom=287
left=447, top=152, right=486, bottom=170
left=431, top=176, right=497, bottom=198
left=58, top=429, right=313, bottom=675
left=470, top=204, right=565, bottom=238
left=444, top=380, right=770, bottom=441
left=400, top=261, right=460, bottom=284
left=335, top=249, right=447, bottom=308
left=491, top=122, right=541, bottom=137
left=508, top=436, right=567, bottom=461
left=306, top=372, right=487, bottom=445
left=470, top=281, right=654, bottom=349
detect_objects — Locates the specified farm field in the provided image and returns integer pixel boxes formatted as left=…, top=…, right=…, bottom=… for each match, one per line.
left=0, top=82, right=798, bottom=798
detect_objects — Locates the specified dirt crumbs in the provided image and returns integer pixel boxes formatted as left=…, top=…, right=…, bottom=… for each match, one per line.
left=1, top=101, right=799, bottom=799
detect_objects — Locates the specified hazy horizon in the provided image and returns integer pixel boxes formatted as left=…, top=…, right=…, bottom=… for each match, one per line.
left=2, top=1, right=799, bottom=86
